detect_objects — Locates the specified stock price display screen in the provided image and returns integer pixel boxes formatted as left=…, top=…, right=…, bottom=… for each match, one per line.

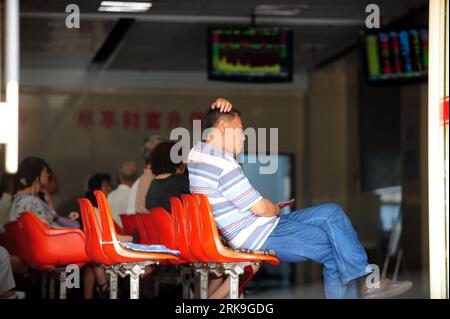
left=364, top=27, right=429, bottom=83
left=208, top=28, right=293, bottom=83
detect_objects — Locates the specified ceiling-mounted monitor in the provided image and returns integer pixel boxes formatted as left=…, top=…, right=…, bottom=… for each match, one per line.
left=207, top=27, right=293, bottom=83
left=363, top=27, right=429, bottom=83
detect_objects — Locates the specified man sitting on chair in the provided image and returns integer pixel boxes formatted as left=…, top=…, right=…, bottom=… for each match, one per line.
left=187, top=105, right=413, bottom=299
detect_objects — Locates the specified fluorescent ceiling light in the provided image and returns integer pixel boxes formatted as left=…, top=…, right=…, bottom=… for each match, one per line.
left=98, top=6, right=151, bottom=12
left=254, top=4, right=309, bottom=16
left=98, top=1, right=152, bottom=13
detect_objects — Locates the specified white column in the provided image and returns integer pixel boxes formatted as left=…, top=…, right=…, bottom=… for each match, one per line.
left=428, top=0, right=449, bottom=299
left=0, top=0, right=19, bottom=173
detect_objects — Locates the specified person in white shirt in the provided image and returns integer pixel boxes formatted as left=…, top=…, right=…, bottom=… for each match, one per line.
left=108, top=161, right=138, bottom=228
left=126, top=135, right=165, bottom=215
left=0, top=246, right=25, bottom=299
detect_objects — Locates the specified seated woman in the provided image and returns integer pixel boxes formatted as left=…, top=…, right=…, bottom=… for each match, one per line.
left=9, top=157, right=79, bottom=228
left=145, top=141, right=190, bottom=213
left=8, top=158, right=112, bottom=299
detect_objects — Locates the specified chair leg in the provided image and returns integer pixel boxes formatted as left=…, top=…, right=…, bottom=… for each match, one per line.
left=129, top=275, right=140, bottom=299
left=119, top=263, right=150, bottom=299
left=48, top=272, right=55, bottom=299
left=108, top=262, right=154, bottom=299
left=182, top=282, right=191, bottom=299
left=108, top=271, right=119, bottom=299
left=228, top=272, right=240, bottom=299
left=58, top=269, right=67, bottom=299
left=41, top=272, right=48, bottom=299
left=223, top=263, right=247, bottom=299
left=195, top=265, right=209, bottom=299
left=180, top=265, right=193, bottom=299
left=153, top=275, right=160, bottom=298
left=393, top=249, right=403, bottom=281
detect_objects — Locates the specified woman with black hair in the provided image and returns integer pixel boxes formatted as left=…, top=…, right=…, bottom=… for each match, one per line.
left=8, top=158, right=114, bottom=299
left=84, top=173, right=113, bottom=209
left=145, top=141, right=190, bottom=213
left=84, top=173, right=131, bottom=242
left=9, top=157, right=79, bottom=228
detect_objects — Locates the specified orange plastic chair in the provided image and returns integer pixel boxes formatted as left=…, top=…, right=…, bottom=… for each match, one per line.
left=18, top=212, right=89, bottom=270
left=78, top=199, right=115, bottom=266
left=141, top=201, right=196, bottom=297
left=93, top=191, right=180, bottom=298
left=143, top=197, right=208, bottom=264
left=94, top=191, right=179, bottom=263
left=119, top=214, right=138, bottom=236
left=171, top=197, right=196, bottom=263
left=3, top=222, right=21, bottom=258
left=190, top=194, right=280, bottom=299
left=16, top=212, right=90, bottom=299
left=180, top=195, right=210, bottom=263
left=3, top=221, right=29, bottom=264
left=134, top=213, right=150, bottom=244
left=192, top=194, right=279, bottom=265
left=79, top=198, right=142, bottom=299
left=114, top=221, right=125, bottom=236
left=139, top=213, right=159, bottom=245
left=145, top=207, right=177, bottom=250
left=181, top=194, right=223, bottom=299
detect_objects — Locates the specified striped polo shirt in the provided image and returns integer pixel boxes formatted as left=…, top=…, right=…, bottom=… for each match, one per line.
left=187, top=141, right=279, bottom=250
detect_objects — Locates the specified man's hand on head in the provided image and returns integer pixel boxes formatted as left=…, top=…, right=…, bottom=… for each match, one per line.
left=210, top=97, right=232, bottom=113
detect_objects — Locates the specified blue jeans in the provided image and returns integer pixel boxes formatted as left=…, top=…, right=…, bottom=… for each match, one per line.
left=260, top=203, right=371, bottom=299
